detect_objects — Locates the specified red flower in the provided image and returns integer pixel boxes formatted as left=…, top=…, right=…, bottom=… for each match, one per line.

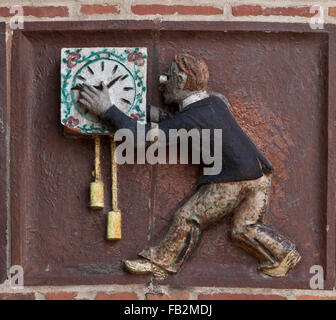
left=127, top=52, right=145, bottom=66
left=67, top=52, right=81, bottom=69
left=134, top=57, right=145, bottom=67
left=127, top=52, right=137, bottom=62
left=66, top=116, right=79, bottom=127
left=130, top=113, right=140, bottom=121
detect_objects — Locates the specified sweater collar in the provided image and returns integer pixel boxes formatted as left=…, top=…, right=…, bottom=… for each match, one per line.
left=179, top=91, right=209, bottom=111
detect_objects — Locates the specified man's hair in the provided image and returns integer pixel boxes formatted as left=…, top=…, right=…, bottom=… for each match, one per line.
left=174, top=53, right=209, bottom=91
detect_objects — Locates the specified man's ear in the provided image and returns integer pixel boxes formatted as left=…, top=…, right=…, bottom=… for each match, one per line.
left=177, top=72, right=187, bottom=90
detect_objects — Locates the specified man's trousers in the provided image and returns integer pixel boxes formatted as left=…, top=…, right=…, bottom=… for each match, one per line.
left=139, top=173, right=298, bottom=274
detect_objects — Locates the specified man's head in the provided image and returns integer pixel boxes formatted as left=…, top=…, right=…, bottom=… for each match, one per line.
left=160, top=54, right=209, bottom=105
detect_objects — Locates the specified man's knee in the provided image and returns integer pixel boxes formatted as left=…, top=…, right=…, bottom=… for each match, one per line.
left=231, top=222, right=246, bottom=242
left=171, top=208, right=202, bottom=231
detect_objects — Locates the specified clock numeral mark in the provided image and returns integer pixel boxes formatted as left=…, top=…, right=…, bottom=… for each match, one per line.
left=121, top=98, right=131, bottom=105
left=101, top=61, right=105, bottom=72
left=112, top=65, right=118, bottom=75
left=87, top=66, right=94, bottom=75
left=78, top=75, right=87, bottom=81
left=123, top=87, right=133, bottom=91
left=71, top=84, right=85, bottom=91
left=107, top=75, right=122, bottom=88
left=120, top=74, right=129, bottom=81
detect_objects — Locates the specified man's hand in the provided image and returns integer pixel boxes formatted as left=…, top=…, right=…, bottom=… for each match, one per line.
left=78, top=82, right=112, bottom=117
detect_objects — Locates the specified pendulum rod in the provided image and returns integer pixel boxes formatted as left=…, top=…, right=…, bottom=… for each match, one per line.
left=111, top=135, right=118, bottom=212
left=107, top=134, right=122, bottom=240
left=90, top=135, right=104, bottom=210
left=95, top=135, right=102, bottom=181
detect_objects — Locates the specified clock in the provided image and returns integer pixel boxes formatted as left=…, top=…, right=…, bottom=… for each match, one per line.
left=61, top=47, right=147, bottom=134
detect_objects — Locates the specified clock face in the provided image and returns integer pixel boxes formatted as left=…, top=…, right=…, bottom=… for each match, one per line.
left=72, top=58, right=136, bottom=123
left=61, top=47, right=147, bottom=134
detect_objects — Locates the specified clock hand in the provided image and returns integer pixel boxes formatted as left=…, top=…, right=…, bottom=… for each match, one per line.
left=71, top=83, right=85, bottom=91
left=107, top=75, right=122, bottom=88
left=93, top=83, right=103, bottom=91
left=72, top=70, right=129, bottom=93
left=72, top=83, right=101, bottom=91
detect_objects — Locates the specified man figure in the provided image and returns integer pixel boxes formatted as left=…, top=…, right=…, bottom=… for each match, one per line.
left=79, top=54, right=301, bottom=279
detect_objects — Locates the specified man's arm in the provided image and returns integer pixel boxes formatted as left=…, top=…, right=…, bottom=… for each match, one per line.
left=78, top=83, right=195, bottom=142
left=102, top=103, right=196, bottom=139
left=102, top=104, right=152, bottom=137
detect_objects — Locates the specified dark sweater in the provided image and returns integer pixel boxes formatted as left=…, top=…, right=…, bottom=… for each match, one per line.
left=102, top=95, right=274, bottom=185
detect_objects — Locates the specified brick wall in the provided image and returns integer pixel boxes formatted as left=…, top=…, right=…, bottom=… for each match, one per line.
left=1, top=1, right=335, bottom=23
left=1, top=0, right=336, bottom=300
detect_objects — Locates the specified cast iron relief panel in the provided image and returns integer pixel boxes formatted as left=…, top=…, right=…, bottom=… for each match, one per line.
left=0, top=22, right=6, bottom=283
left=9, top=21, right=336, bottom=289
left=61, top=47, right=147, bottom=134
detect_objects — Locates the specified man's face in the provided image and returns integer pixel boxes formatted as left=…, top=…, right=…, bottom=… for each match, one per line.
left=160, top=62, right=187, bottom=105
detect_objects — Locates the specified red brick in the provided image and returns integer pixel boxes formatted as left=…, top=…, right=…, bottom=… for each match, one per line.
left=297, top=295, right=336, bottom=300
left=198, top=293, right=286, bottom=300
left=329, top=7, right=336, bottom=17
left=0, top=293, right=35, bottom=300
left=45, top=292, right=77, bottom=300
left=81, top=5, right=120, bottom=15
left=131, top=5, right=223, bottom=16
left=0, top=7, right=10, bottom=17
left=232, top=5, right=263, bottom=17
left=95, top=292, right=138, bottom=300
left=23, top=6, right=69, bottom=18
left=232, top=5, right=316, bottom=18
left=146, top=292, right=190, bottom=300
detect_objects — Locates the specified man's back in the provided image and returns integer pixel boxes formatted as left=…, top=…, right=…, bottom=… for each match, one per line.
left=161, top=94, right=274, bottom=185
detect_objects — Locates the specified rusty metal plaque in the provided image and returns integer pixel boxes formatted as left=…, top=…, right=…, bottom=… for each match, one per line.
left=10, top=21, right=336, bottom=288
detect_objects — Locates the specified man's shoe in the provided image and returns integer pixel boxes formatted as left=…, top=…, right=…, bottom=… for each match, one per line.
left=261, top=249, right=301, bottom=277
left=124, top=259, right=168, bottom=280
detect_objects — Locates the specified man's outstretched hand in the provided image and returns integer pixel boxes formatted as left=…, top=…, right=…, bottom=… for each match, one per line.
left=78, top=82, right=112, bottom=117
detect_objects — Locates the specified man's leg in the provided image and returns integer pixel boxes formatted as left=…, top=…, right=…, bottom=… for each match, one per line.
left=231, top=174, right=301, bottom=277
left=125, top=181, right=244, bottom=277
